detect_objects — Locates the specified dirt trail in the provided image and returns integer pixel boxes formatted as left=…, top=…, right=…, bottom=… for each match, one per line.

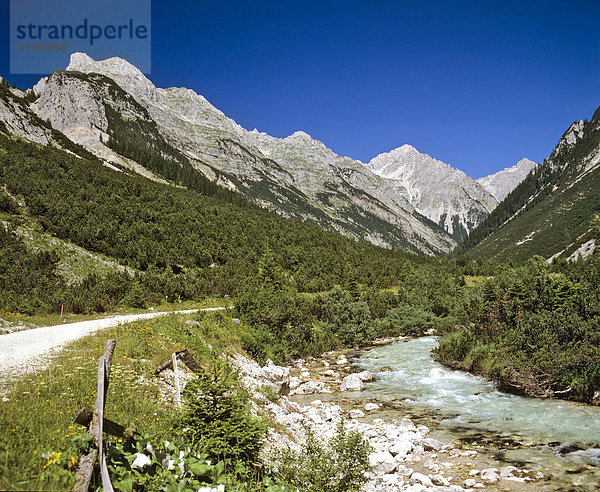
left=0, top=307, right=225, bottom=383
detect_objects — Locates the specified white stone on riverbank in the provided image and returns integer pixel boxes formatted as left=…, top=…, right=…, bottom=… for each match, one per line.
left=349, top=409, right=366, bottom=419
left=341, top=373, right=365, bottom=391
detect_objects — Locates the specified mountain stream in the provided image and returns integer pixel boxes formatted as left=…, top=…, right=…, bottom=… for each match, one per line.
left=351, top=337, right=600, bottom=490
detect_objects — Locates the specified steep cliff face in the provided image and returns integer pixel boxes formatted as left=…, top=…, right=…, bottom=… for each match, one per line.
left=30, top=70, right=169, bottom=182
left=0, top=82, right=52, bottom=146
left=477, top=158, right=537, bottom=202
left=366, top=145, right=498, bottom=241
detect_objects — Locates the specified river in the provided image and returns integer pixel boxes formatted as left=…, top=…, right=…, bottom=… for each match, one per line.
left=350, top=337, right=600, bottom=490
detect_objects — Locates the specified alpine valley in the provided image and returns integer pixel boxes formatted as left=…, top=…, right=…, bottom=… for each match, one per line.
left=2, top=51, right=600, bottom=492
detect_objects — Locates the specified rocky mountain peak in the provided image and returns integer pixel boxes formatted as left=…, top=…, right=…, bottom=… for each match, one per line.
left=366, top=146, right=498, bottom=241
left=67, top=52, right=157, bottom=102
left=476, top=158, right=537, bottom=202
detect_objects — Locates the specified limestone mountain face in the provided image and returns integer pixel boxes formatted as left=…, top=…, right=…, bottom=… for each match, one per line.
left=477, top=158, right=537, bottom=202
left=0, top=82, right=52, bottom=146
left=31, top=53, right=457, bottom=255
left=366, top=145, right=499, bottom=241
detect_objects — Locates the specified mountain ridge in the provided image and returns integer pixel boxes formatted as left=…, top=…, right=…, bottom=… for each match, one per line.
left=456, top=108, right=600, bottom=262
left=2, top=53, right=536, bottom=256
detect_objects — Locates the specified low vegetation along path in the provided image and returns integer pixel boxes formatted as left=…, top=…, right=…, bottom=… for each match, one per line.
left=0, top=308, right=226, bottom=383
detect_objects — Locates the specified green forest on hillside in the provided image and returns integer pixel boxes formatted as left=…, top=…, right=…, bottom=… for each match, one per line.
left=1, top=115, right=599, bottom=406
left=455, top=104, right=600, bottom=262
left=0, top=132, right=452, bottom=314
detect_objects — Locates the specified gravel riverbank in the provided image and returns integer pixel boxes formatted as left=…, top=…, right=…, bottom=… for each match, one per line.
left=232, top=346, right=547, bottom=491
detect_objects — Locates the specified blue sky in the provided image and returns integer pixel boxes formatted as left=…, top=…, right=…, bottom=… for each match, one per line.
left=1, top=0, right=599, bottom=178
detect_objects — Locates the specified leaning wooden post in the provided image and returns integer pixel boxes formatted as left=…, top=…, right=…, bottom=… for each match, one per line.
left=72, top=340, right=116, bottom=492
left=172, top=352, right=181, bottom=407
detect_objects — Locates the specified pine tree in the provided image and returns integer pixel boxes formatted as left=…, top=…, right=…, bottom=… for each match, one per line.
left=257, top=245, right=283, bottom=290
left=592, top=213, right=600, bottom=238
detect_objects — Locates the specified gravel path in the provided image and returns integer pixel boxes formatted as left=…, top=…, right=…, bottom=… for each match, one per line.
left=0, top=307, right=226, bottom=383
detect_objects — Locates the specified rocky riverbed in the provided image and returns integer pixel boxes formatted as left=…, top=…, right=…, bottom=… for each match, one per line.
left=230, top=346, right=547, bottom=491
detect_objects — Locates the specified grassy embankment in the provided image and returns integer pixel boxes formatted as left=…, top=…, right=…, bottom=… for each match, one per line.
left=0, top=310, right=250, bottom=491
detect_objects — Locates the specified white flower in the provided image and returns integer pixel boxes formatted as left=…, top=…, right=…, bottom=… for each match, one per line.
left=131, top=453, right=152, bottom=469
left=197, top=487, right=225, bottom=492
left=161, top=456, right=175, bottom=470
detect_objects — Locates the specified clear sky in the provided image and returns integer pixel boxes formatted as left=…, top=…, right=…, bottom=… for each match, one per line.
left=1, top=0, right=599, bottom=178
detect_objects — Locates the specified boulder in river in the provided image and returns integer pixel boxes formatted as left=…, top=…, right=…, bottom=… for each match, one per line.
left=340, top=373, right=365, bottom=391
left=357, top=370, right=373, bottom=381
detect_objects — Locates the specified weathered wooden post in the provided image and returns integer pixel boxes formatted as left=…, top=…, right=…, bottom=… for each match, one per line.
left=72, top=340, right=116, bottom=492
left=172, top=352, right=181, bottom=407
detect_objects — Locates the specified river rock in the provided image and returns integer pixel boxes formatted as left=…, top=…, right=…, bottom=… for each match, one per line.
left=292, top=381, right=325, bottom=394
left=389, top=441, right=413, bottom=459
left=340, top=373, right=365, bottom=391
left=481, top=468, right=499, bottom=483
left=423, top=458, right=441, bottom=473
left=396, top=464, right=414, bottom=477
left=323, top=369, right=339, bottom=377
left=411, top=444, right=424, bottom=457
left=402, top=486, right=426, bottom=492
left=357, top=370, right=373, bottom=381
left=416, top=425, right=430, bottom=435
left=349, top=409, right=365, bottom=419
left=410, top=472, right=433, bottom=487
left=421, top=437, right=443, bottom=451
left=500, top=465, right=518, bottom=478
left=394, top=418, right=417, bottom=431
left=336, top=355, right=348, bottom=365
left=431, top=474, right=450, bottom=487
left=464, top=478, right=477, bottom=487
left=364, top=402, right=380, bottom=411
left=369, top=451, right=397, bottom=474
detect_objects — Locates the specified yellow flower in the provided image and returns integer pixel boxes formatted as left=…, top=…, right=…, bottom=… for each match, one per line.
left=68, top=456, right=78, bottom=469
left=47, top=451, right=62, bottom=465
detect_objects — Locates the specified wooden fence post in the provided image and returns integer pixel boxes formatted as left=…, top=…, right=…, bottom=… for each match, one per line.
left=172, top=352, right=181, bottom=407
left=72, top=340, right=116, bottom=492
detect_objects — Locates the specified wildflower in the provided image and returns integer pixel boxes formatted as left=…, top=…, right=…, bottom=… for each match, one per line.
left=46, top=451, right=62, bottom=465
left=131, top=453, right=152, bottom=469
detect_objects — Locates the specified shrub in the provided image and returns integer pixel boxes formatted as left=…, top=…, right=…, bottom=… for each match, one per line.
left=175, top=362, right=268, bottom=467
left=273, top=420, right=372, bottom=492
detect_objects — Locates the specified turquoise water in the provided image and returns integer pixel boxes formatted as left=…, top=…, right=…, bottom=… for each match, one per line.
left=354, top=337, right=600, bottom=489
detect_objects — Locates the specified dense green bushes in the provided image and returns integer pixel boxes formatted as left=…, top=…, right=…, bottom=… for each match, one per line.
left=236, top=250, right=466, bottom=363
left=435, top=255, right=600, bottom=402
